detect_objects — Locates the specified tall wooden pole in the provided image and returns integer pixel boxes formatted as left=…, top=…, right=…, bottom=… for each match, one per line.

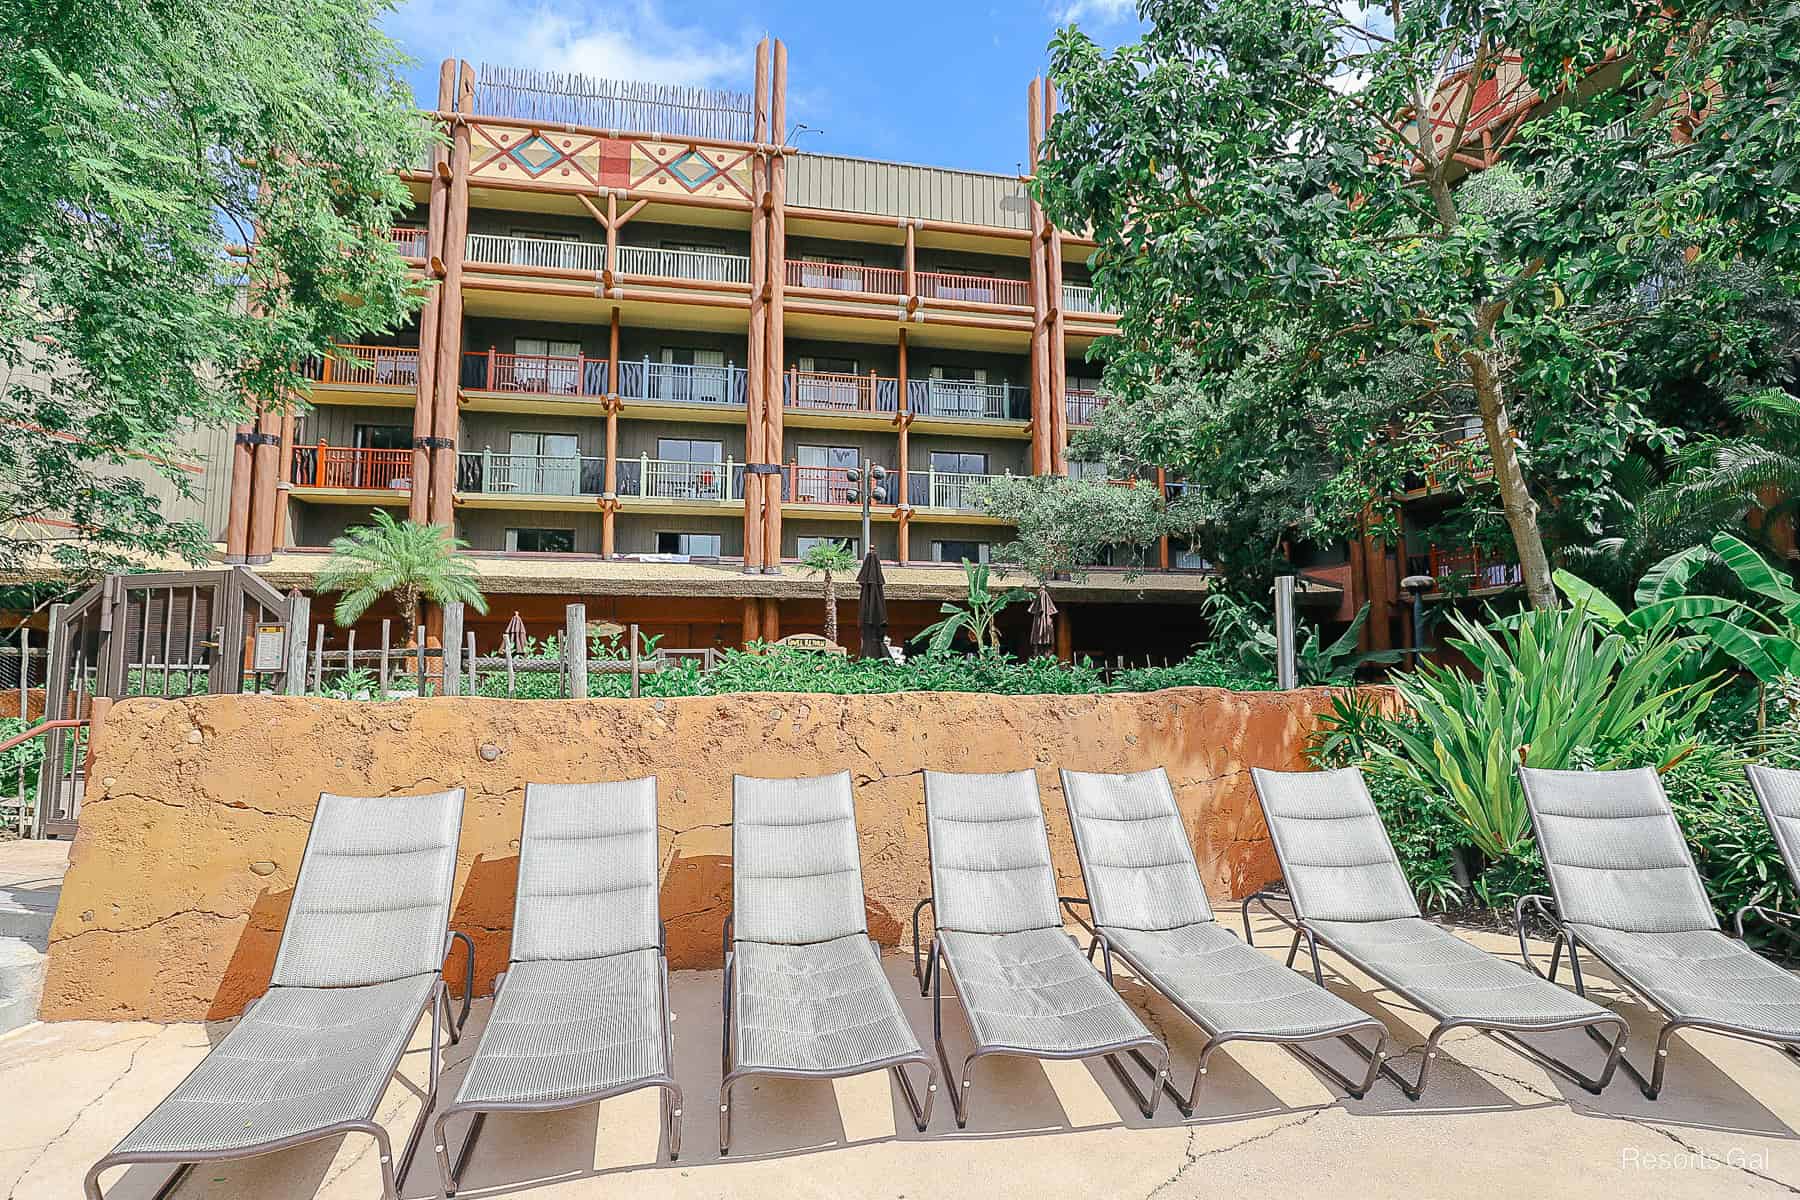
left=742, top=38, right=770, bottom=573
left=245, top=400, right=281, bottom=562
left=896, top=328, right=911, bottom=564
left=223, top=418, right=254, bottom=562
left=274, top=406, right=296, bottom=550
left=411, top=59, right=456, bottom=524
left=1044, top=79, right=1069, bottom=477
left=428, top=61, right=473, bottom=529
left=603, top=305, right=620, bottom=557
left=762, top=39, right=789, bottom=572
left=1026, top=79, right=1053, bottom=477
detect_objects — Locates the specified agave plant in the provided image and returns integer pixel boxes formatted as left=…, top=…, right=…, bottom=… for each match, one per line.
left=1370, top=606, right=1716, bottom=859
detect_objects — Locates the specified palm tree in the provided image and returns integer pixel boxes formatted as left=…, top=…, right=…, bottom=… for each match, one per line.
left=1650, top=389, right=1800, bottom=570
left=316, top=510, right=488, bottom=635
left=798, top=539, right=859, bottom=645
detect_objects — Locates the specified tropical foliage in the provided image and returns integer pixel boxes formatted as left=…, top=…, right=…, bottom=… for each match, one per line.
left=917, top=561, right=1026, bottom=655
left=798, top=539, right=859, bottom=645
left=0, top=0, right=427, bottom=577
left=317, top=511, right=488, bottom=632
left=1203, top=593, right=1402, bottom=685
left=970, top=475, right=1165, bottom=582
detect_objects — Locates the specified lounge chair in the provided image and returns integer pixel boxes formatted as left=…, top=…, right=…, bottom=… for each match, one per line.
left=1060, top=767, right=1390, bottom=1115
left=1519, top=765, right=1800, bottom=1099
left=1745, top=764, right=1800, bottom=936
left=1246, top=767, right=1627, bottom=1100
left=433, top=779, right=682, bottom=1194
left=719, top=772, right=936, bottom=1154
left=85, top=789, right=472, bottom=1200
left=913, top=769, right=1169, bottom=1127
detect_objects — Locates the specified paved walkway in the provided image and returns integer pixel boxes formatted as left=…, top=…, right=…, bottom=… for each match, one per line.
left=4, top=916, right=1797, bottom=1198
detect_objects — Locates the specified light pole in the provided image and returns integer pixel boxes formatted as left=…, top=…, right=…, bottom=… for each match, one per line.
left=1401, top=574, right=1433, bottom=669
left=844, top=458, right=888, bottom=556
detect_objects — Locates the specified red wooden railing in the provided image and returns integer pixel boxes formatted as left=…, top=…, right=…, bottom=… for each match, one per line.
left=1426, top=546, right=1523, bottom=591
left=301, top=344, right=420, bottom=388
left=462, top=350, right=607, bottom=396
left=916, top=270, right=1029, bottom=308
left=0, top=719, right=85, bottom=757
left=788, top=464, right=856, bottom=505
left=784, top=260, right=905, bottom=296
left=296, top=445, right=413, bottom=490
left=389, top=227, right=428, bottom=258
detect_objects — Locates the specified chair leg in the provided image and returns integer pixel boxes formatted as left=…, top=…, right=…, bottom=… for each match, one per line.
left=929, top=941, right=976, bottom=1129
left=371, top=1126, right=401, bottom=1200
left=663, top=1083, right=684, bottom=1161
left=436, top=1110, right=486, bottom=1197
left=891, top=1060, right=938, bottom=1131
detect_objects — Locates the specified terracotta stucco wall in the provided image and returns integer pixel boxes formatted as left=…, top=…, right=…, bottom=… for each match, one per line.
left=42, top=687, right=1362, bottom=1022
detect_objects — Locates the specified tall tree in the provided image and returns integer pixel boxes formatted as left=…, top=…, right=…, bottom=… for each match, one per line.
left=0, top=0, right=427, bottom=577
left=1037, top=0, right=1800, bottom=609
left=798, top=538, right=859, bottom=644
left=317, top=511, right=487, bottom=635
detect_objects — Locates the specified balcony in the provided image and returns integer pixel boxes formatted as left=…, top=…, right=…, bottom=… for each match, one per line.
left=784, top=259, right=905, bottom=296
left=292, top=446, right=412, bottom=491
left=908, top=470, right=1005, bottom=512
left=465, top=233, right=605, bottom=274
left=917, top=270, right=1029, bottom=308
left=1062, top=283, right=1107, bottom=315
left=617, top=245, right=751, bottom=285
left=617, top=359, right=748, bottom=407
left=784, top=370, right=900, bottom=414
left=300, top=344, right=420, bottom=390
left=617, top=457, right=740, bottom=503
left=1407, top=546, right=1523, bottom=593
left=462, top=350, right=608, bottom=397
left=390, top=227, right=428, bottom=259
left=457, top=451, right=603, bottom=497
left=907, top=379, right=1029, bottom=421
left=1066, top=387, right=1107, bottom=426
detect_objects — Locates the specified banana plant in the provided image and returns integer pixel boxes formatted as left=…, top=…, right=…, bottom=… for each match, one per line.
left=918, top=560, right=1026, bottom=655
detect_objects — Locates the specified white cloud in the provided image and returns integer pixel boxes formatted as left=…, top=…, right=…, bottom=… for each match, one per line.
left=1050, top=0, right=1138, bottom=24
left=386, top=0, right=753, bottom=89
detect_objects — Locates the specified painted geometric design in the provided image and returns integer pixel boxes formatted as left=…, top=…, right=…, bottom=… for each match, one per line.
left=466, top=121, right=754, bottom=202
left=507, top=134, right=565, bottom=175
left=665, top=149, right=721, bottom=188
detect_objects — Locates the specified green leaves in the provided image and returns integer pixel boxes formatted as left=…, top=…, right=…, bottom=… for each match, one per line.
left=917, top=561, right=1026, bottom=655
left=317, top=511, right=488, bottom=628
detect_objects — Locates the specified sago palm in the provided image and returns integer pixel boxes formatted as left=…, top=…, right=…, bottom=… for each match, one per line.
left=316, top=510, right=488, bottom=633
left=798, top=539, right=859, bottom=645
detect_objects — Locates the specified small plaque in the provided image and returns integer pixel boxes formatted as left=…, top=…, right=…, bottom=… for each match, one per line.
left=252, top=624, right=286, bottom=671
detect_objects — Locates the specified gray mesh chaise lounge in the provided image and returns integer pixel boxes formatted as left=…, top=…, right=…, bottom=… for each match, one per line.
left=720, top=772, right=936, bottom=1154
left=433, top=779, right=682, bottom=1194
left=1518, top=765, right=1800, bottom=1099
left=84, top=788, right=472, bottom=1200
left=1247, top=767, right=1627, bottom=1100
left=1745, top=763, right=1800, bottom=938
left=1060, top=767, right=1390, bottom=1115
left=913, top=769, right=1169, bottom=1127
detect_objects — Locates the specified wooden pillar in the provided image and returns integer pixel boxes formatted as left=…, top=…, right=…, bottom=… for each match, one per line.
left=223, top=419, right=254, bottom=562
left=760, top=597, right=781, bottom=642
left=603, top=306, right=621, bottom=557
left=743, top=39, right=770, bottom=573
left=742, top=597, right=761, bottom=646
left=428, top=61, right=473, bottom=529
left=1054, top=608, right=1073, bottom=662
left=1026, top=79, right=1053, bottom=477
left=1155, top=467, right=1170, bottom=570
left=761, top=39, right=789, bottom=573
left=896, top=328, right=911, bottom=563
left=1044, top=80, right=1069, bottom=477
left=245, top=401, right=281, bottom=562
left=274, top=406, right=296, bottom=550
left=903, top=220, right=917, bottom=300
left=411, top=60, right=456, bottom=524
left=605, top=191, right=619, bottom=285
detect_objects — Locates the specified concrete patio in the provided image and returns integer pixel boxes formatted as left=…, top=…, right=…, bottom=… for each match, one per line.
left=4, top=912, right=1796, bottom=1199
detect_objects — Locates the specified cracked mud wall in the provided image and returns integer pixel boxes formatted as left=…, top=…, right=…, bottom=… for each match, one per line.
left=41, top=686, right=1370, bottom=1021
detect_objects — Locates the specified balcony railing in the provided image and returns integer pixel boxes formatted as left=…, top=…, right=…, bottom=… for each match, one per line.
left=908, top=470, right=1006, bottom=511
left=300, top=344, right=420, bottom=389
left=1062, top=283, right=1105, bottom=314
left=1407, top=546, right=1524, bottom=592
left=292, top=445, right=412, bottom=490
left=465, top=233, right=605, bottom=273
left=390, top=227, right=429, bottom=258
left=907, top=378, right=1029, bottom=421
left=461, top=350, right=608, bottom=397
left=784, top=370, right=900, bottom=414
left=617, top=359, right=748, bottom=406
left=786, top=465, right=860, bottom=506
left=917, top=270, right=1029, bottom=308
left=1066, top=387, right=1107, bottom=426
left=617, top=245, right=751, bottom=285
left=456, top=451, right=603, bottom=497
left=617, top=457, right=739, bottom=502
left=784, top=259, right=905, bottom=296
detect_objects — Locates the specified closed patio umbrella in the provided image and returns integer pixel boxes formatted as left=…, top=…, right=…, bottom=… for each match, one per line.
left=503, top=611, right=528, bottom=653
left=1029, top=585, right=1057, bottom=657
left=857, top=550, right=887, bottom=659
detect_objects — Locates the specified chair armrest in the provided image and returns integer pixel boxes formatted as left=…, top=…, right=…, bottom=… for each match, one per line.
left=1513, top=894, right=1566, bottom=978
left=1735, top=903, right=1800, bottom=944
left=1058, top=895, right=1100, bottom=940
left=910, top=897, right=934, bottom=982
left=445, top=929, right=476, bottom=1031
left=1239, top=888, right=1298, bottom=946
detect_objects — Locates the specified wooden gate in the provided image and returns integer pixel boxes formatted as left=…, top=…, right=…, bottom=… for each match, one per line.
left=35, top=568, right=297, bottom=836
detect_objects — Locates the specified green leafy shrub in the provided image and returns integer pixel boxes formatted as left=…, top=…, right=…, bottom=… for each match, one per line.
left=0, top=717, right=44, bottom=820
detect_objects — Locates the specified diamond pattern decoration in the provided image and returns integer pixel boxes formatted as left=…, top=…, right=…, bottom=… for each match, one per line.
left=507, top=134, right=565, bottom=176
left=665, top=149, right=720, bottom=189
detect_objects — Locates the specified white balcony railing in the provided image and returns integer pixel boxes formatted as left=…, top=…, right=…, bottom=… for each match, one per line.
left=465, top=233, right=605, bottom=273
left=1062, top=283, right=1105, bottom=314
left=616, top=359, right=748, bottom=406
left=620, top=456, right=739, bottom=502
left=907, top=379, right=1027, bottom=421
left=617, top=245, right=751, bottom=284
left=922, top=470, right=1004, bottom=511
left=457, top=452, right=603, bottom=497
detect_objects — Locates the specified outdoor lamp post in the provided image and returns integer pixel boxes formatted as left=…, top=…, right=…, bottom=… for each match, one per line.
left=844, top=459, right=888, bottom=555
left=1401, top=574, right=1433, bottom=670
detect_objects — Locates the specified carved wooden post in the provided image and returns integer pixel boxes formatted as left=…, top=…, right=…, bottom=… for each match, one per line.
left=283, top=593, right=310, bottom=696
left=762, top=38, right=789, bottom=574
left=442, top=602, right=463, bottom=696
left=1026, top=78, right=1052, bottom=477
left=565, top=603, right=587, bottom=699
left=1044, top=79, right=1069, bottom=477
left=411, top=58, right=456, bottom=523
left=428, top=60, right=473, bottom=528
left=743, top=38, right=771, bottom=573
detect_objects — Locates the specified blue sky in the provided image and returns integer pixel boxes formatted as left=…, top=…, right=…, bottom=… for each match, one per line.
left=384, top=0, right=1145, bottom=174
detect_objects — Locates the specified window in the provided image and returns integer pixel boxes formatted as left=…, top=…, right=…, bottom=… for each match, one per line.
left=797, top=536, right=859, bottom=558
left=650, top=439, right=723, bottom=499
left=659, top=346, right=729, bottom=402
left=927, top=366, right=992, bottom=416
left=509, top=228, right=587, bottom=271
left=656, top=438, right=723, bottom=463
left=798, top=254, right=867, bottom=290
left=511, top=337, right=582, bottom=393
left=505, top=431, right=581, bottom=495
left=656, top=532, right=722, bottom=557
left=353, top=424, right=411, bottom=450
left=794, top=355, right=864, bottom=410
left=798, top=354, right=859, bottom=375
left=797, top=445, right=858, bottom=503
left=346, top=425, right=410, bottom=488
left=928, top=451, right=987, bottom=476
left=1175, top=544, right=1211, bottom=570
left=506, top=528, right=575, bottom=553
left=932, top=540, right=989, bottom=564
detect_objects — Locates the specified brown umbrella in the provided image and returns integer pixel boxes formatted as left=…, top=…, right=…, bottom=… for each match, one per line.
left=857, top=550, right=888, bottom=659
left=1029, top=585, right=1058, bottom=657
left=502, top=611, right=528, bottom=653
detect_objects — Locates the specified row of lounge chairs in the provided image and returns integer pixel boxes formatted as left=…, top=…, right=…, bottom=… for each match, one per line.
left=85, top=763, right=1800, bottom=1199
